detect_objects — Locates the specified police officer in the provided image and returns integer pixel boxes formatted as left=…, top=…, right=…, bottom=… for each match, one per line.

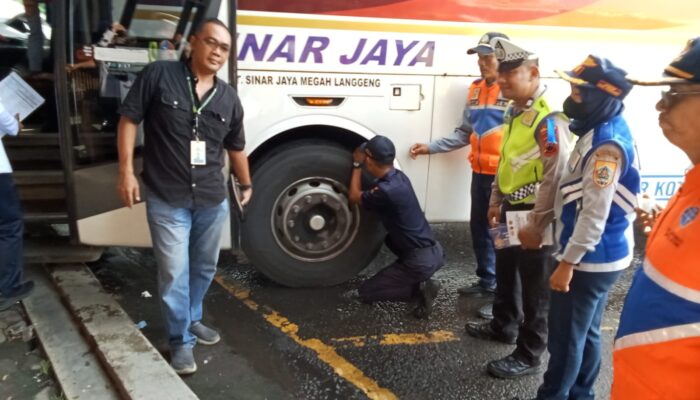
left=534, top=56, right=638, bottom=399
left=349, top=135, right=444, bottom=318
left=465, top=38, right=572, bottom=378
left=409, top=32, right=509, bottom=304
left=612, top=38, right=700, bottom=400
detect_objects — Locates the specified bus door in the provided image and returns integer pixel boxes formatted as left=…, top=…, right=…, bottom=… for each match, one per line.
left=55, top=0, right=227, bottom=247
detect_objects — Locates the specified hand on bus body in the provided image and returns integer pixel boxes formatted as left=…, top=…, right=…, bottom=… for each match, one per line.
left=240, top=187, right=252, bottom=206
left=352, top=146, right=367, bottom=163
left=487, top=205, right=501, bottom=227
left=408, top=143, right=429, bottom=159
left=549, top=260, right=574, bottom=292
left=518, top=224, right=542, bottom=249
left=117, top=172, right=140, bottom=208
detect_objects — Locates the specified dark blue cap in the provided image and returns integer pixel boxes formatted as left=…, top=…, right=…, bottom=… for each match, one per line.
left=556, top=55, right=632, bottom=99
left=628, top=37, right=700, bottom=86
left=467, top=32, right=510, bottom=55
left=361, top=135, right=395, bottom=164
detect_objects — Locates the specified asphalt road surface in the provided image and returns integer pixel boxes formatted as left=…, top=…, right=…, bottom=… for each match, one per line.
left=90, top=222, right=644, bottom=400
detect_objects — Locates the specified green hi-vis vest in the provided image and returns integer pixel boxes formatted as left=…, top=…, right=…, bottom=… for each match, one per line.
left=496, top=96, right=552, bottom=204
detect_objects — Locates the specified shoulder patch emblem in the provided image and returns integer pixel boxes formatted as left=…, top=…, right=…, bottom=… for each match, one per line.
left=680, top=206, right=699, bottom=228
left=521, top=109, right=539, bottom=127
left=593, top=160, right=617, bottom=188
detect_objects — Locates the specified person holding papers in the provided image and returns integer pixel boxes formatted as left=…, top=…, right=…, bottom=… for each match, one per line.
left=534, top=56, right=639, bottom=399
left=0, top=102, right=33, bottom=310
left=464, top=37, right=572, bottom=379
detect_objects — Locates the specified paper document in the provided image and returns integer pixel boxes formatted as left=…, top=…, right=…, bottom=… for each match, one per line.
left=0, top=72, right=45, bottom=121
left=505, top=211, right=554, bottom=247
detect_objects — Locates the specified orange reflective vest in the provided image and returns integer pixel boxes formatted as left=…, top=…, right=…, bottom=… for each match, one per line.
left=612, top=164, right=700, bottom=400
left=466, top=79, right=507, bottom=175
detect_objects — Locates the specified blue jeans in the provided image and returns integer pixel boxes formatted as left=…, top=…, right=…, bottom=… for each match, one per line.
left=470, top=172, right=496, bottom=287
left=536, top=269, right=623, bottom=400
left=0, top=174, right=24, bottom=295
left=146, top=194, right=229, bottom=348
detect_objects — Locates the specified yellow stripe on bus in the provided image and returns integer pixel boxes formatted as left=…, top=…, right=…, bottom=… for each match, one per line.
left=238, top=14, right=695, bottom=44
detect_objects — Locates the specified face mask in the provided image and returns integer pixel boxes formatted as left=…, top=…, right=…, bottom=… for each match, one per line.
left=563, top=96, right=597, bottom=121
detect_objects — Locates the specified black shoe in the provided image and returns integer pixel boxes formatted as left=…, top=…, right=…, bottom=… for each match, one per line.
left=457, top=282, right=496, bottom=297
left=413, top=279, right=441, bottom=319
left=487, top=355, right=542, bottom=379
left=464, top=321, right=516, bottom=344
left=0, top=281, right=35, bottom=311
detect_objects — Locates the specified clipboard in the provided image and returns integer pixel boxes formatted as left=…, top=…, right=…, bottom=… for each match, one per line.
left=229, top=174, right=246, bottom=221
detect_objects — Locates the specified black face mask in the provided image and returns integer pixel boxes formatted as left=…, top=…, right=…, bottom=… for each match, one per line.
left=563, top=96, right=598, bottom=121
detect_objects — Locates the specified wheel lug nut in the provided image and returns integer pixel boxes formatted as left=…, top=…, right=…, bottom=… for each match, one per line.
left=292, top=205, right=300, bottom=213
left=287, top=220, right=295, bottom=228
left=306, top=243, right=313, bottom=249
left=321, top=241, right=328, bottom=248
left=294, top=236, right=300, bottom=242
left=304, top=196, right=312, bottom=204
left=321, top=195, right=328, bottom=203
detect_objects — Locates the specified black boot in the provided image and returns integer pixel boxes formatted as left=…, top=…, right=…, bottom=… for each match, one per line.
left=413, top=279, right=441, bottom=319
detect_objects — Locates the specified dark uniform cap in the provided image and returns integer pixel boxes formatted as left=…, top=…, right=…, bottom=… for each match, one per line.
left=361, top=135, right=396, bottom=164
left=492, top=37, right=536, bottom=73
left=556, top=55, right=633, bottom=99
left=467, top=32, right=510, bottom=55
left=628, top=37, right=700, bottom=85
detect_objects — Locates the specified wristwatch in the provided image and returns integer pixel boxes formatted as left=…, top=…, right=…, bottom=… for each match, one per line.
left=352, top=161, right=362, bottom=169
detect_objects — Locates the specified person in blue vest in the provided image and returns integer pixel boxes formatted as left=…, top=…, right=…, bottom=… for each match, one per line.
left=534, top=56, right=639, bottom=399
left=349, top=135, right=444, bottom=319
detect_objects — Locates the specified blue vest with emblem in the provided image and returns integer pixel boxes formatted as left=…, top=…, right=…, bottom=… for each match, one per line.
left=558, top=114, right=640, bottom=269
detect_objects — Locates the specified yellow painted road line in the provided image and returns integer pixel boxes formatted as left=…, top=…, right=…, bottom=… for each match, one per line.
left=214, top=275, right=398, bottom=400
left=331, top=330, right=459, bottom=348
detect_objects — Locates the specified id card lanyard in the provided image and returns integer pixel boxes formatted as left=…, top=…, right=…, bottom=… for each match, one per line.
left=187, top=75, right=217, bottom=165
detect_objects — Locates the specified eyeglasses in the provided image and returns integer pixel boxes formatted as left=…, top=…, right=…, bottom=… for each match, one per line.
left=199, top=36, right=230, bottom=53
left=660, top=90, right=700, bottom=107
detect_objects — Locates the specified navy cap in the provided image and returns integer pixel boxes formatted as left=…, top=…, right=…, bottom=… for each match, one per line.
left=467, top=32, right=510, bottom=55
left=361, top=135, right=396, bottom=164
left=628, top=37, right=700, bottom=86
left=556, top=55, right=633, bottom=99
left=492, top=38, right=537, bottom=72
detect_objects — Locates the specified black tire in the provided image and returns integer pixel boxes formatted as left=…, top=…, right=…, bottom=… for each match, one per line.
left=241, top=140, right=384, bottom=287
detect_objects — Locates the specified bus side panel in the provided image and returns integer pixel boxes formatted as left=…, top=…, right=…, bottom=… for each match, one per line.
left=424, top=75, right=472, bottom=222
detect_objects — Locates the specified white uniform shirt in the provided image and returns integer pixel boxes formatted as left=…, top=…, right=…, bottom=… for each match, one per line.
left=0, top=100, right=20, bottom=173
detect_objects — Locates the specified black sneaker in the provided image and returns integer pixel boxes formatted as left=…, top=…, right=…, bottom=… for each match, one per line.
left=464, top=321, right=516, bottom=344
left=487, top=355, right=542, bottom=379
left=413, top=279, right=441, bottom=319
left=0, top=281, right=35, bottom=311
left=457, top=282, right=496, bottom=297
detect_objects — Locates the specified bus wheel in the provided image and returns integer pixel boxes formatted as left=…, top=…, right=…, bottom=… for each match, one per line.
left=241, top=140, right=384, bottom=287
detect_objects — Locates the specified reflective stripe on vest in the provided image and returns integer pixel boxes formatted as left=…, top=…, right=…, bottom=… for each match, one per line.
left=612, top=166, right=700, bottom=400
left=466, top=79, right=506, bottom=175
left=496, top=96, right=552, bottom=203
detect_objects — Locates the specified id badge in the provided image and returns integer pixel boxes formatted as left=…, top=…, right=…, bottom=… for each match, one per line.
left=190, top=140, right=206, bottom=165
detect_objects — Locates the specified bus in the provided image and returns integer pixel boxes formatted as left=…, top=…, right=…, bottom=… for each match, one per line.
left=4, top=0, right=697, bottom=287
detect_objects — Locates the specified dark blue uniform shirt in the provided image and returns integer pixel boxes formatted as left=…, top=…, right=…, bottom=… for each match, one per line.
left=361, top=169, right=436, bottom=255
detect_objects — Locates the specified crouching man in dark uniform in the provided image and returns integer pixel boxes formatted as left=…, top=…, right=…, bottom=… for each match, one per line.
left=348, top=135, right=444, bottom=318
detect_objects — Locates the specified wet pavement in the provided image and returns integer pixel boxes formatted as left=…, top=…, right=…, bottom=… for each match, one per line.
left=89, top=222, right=645, bottom=400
